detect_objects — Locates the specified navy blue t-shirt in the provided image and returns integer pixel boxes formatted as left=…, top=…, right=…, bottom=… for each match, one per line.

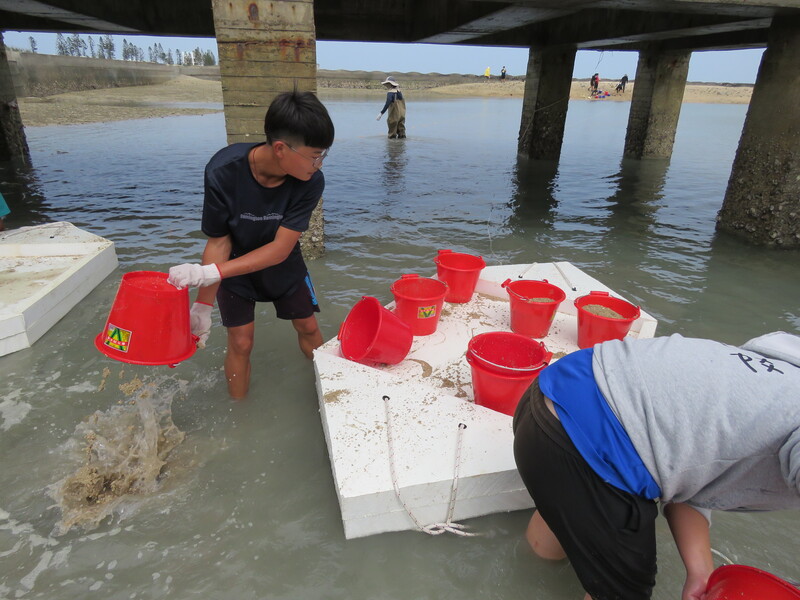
left=201, top=142, right=324, bottom=302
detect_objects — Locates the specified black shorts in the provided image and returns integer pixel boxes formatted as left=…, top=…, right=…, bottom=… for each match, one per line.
left=216, top=273, right=320, bottom=328
left=513, top=381, right=658, bottom=600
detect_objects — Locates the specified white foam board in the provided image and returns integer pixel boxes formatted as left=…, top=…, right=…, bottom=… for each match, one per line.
left=0, top=222, right=118, bottom=357
left=314, top=262, right=658, bottom=539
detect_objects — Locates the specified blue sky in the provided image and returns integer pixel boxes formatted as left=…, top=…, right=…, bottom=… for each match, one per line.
left=3, top=31, right=765, bottom=84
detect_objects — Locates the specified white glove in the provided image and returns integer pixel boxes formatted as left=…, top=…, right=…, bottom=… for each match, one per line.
left=189, top=301, right=213, bottom=348
left=168, top=263, right=221, bottom=289
left=376, top=112, right=383, bottom=121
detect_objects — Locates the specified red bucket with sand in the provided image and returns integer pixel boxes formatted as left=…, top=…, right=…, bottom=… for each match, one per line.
left=706, top=565, right=800, bottom=600
left=390, top=274, right=448, bottom=336
left=434, top=249, right=485, bottom=303
left=466, top=332, right=552, bottom=416
left=502, top=278, right=566, bottom=338
left=338, top=296, right=413, bottom=365
left=574, top=291, right=640, bottom=349
left=95, top=271, right=197, bottom=367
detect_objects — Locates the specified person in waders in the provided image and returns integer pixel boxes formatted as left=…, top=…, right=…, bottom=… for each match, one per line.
left=376, top=76, right=406, bottom=139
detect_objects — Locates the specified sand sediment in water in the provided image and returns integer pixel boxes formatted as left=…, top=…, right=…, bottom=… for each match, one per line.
left=49, top=379, right=185, bottom=535
left=17, top=74, right=753, bottom=128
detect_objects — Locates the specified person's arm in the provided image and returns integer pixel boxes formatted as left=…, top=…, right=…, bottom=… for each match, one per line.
left=664, top=502, right=714, bottom=600
left=216, top=225, right=302, bottom=279
left=195, top=234, right=232, bottom=305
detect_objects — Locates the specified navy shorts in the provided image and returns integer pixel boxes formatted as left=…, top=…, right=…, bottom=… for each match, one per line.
left=216, top=273, right=320, bottom=328
left=513, top=381, right=659, bottom=600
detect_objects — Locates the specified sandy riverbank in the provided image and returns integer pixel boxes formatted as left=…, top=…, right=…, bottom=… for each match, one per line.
left=17, top=74, right=753, bottom=128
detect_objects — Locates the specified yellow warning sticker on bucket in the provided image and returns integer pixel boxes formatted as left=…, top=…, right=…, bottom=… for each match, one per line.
left=417, top=305, right=437, bottom=319
left=103, top=323, right=132, bottom=353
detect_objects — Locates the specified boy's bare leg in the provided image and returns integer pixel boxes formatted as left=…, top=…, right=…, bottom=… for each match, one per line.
left=526, top=510, right=567, bottom=560
left=292, top=314, right=323, bottom=359
left=224, top=322, right=254, bottom=399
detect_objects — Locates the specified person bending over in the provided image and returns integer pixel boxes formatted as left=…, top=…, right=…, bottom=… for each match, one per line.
left=513, top=331, right=800, bottom=600
left=169, top=90, right=335, bottom=399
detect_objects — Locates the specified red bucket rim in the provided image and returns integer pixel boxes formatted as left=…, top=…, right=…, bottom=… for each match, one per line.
left=339, top=296, right=383, bottom=361
left=575, top=291, right=640, bottom=321
left=390, top=274, right=448, bottom=302
left=434, top=249, right=486, bottom=271
left=707, top=565, right=800, bottom=597
left=467, top=332, right=551, bottom=372
left=503, top=278, right=566, bottom=304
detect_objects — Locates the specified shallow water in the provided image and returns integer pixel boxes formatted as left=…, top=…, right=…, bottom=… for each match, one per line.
left=1, top=96, right=798, bottom=599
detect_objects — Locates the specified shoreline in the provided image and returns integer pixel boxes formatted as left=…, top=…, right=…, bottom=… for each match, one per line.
left=17, top=75, right=753, bottom=128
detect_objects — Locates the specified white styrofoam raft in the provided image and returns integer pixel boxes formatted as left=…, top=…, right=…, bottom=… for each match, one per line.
left=314, top=262, right=658, bottom=539
left=0, top=222, right=118, bottom=357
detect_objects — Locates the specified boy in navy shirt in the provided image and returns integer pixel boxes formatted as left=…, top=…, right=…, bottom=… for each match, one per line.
left=169, top=91, right=335, bottom=399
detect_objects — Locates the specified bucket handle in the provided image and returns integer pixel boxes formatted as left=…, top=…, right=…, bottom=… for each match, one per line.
left=469, top=347, right=553, bottom=372
left=400, top=273, right=420, bottom=280
left=502, top=278, right=557, bottom=302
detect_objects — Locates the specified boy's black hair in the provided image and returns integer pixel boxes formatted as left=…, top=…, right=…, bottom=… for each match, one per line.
left=264, top=90, right=335, bottom=149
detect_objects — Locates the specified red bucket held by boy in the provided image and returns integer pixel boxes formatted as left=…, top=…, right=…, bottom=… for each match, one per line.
left=95, top=271, right=198, bottom=367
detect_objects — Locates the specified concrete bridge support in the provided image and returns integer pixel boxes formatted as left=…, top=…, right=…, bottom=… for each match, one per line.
left=211, top=0, right=323, bottom=257
left=517, top=45, right=576, bottom=160
left=623, top=47, right=691, bottom=159
left=0, top=33, right=30, bottom=166
left=716, top=16, right=800, bottom=248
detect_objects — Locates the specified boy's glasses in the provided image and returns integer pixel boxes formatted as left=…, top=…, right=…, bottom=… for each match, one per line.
left=284, top=143, right=329, bottom=168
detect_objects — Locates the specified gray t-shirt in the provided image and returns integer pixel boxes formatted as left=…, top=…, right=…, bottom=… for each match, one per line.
left=593, top=334, right=800, bottom=515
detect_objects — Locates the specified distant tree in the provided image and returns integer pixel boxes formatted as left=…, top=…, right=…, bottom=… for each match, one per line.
left=175, top=49, right=182, bottom=65
left=148, top=45, right=155, bottom=63
left=101, top=33, right=117, bottom=60
left=56, top=33, right=68, bottom=56
left=28, top=36, right=37, bottom=54
left=183, top=51, right=193, bottom=66
left=202, top=50, right=216, bottom=66
left=193, top=47, right=203, bottom=66
left=68, top=33, right=83, bottom=56
left=88, top=36, right=95, bottom=58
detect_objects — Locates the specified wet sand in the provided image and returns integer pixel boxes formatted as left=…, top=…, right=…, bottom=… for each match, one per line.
left=17, top=74, right=753, bottom=127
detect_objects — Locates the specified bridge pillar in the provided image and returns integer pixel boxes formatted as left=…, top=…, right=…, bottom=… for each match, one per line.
left=716, top=16, right=800, bottom=248
left=518, top=45, right=576, bottom=159
left=623, top=47, right=690, bottom=159
left=0, top=33, right=30, bottom=166
left=211, top=0, right=324, bottom=257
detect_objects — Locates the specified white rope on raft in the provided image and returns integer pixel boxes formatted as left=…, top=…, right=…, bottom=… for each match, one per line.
left=382, top=395, right=477, bottom=537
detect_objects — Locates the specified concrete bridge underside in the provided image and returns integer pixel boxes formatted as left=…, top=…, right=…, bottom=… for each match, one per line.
left=1, top=0, right=799, bottom=247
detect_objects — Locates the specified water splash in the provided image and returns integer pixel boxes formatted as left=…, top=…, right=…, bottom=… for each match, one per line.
left=48, top=378, right=186, bottom=536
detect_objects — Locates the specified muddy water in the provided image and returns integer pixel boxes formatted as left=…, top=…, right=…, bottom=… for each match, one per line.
left=0, top=97, right=798, bottom=599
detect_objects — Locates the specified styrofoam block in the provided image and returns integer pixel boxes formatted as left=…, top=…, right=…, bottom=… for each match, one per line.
left=0, top=222, right=118, bottom=357
left=315, top=262, right=659, bottom=539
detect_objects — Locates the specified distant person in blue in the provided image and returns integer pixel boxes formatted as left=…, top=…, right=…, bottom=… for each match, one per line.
left=168, top=91, right=335, bottom=399
left=376, top=76, right=406, bottom=139
left=513, top=332, right=800, bottom=600
left=0, top=191, right=9, bottom=231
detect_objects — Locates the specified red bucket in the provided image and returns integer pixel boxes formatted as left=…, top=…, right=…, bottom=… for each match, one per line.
left=502, top=278, right=566, bottom=338
left=434, top=249, right=486, bottom=303
left=338, top=296, right=413, bottom=365
left=390, top=274, right=448, bottom=336
left=706, top=565, right=800, bottom=600
left=574, top=291, right=640, bottom=349
left=466, top=332, right=552, bottom=416
left=95, top=271, right=197, bottom=367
